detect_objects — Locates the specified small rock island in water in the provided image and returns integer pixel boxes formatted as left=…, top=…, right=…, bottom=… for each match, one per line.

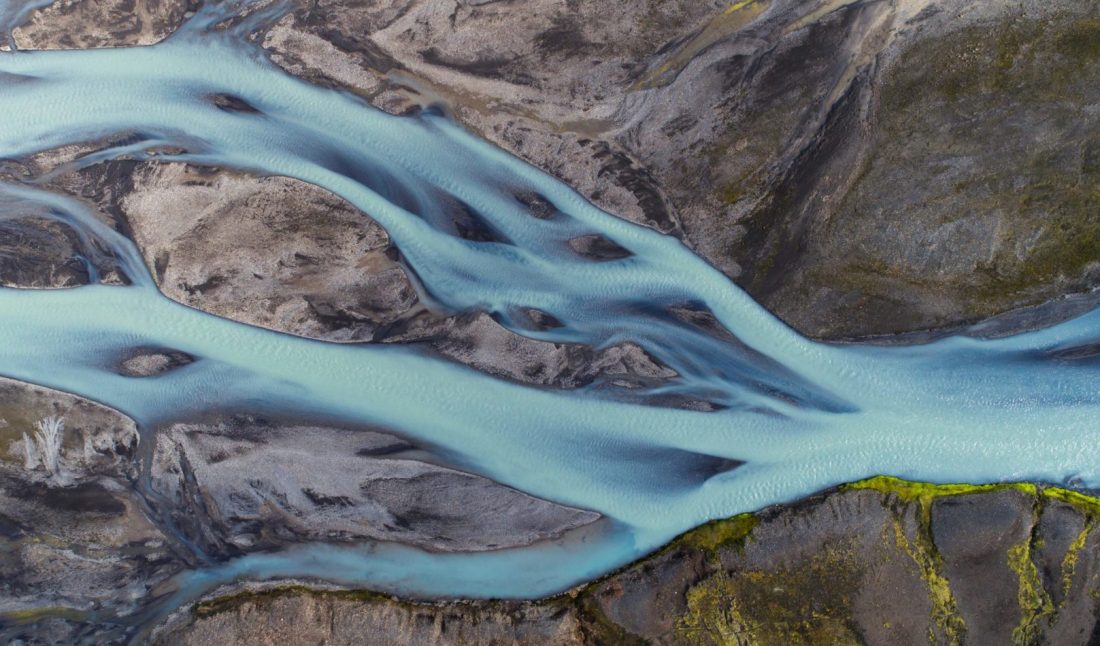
left=3, top=0, right=1100, bottom=643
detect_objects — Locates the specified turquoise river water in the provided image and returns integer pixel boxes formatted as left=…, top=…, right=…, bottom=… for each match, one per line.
left=2, top=3, right=1100, bottom=638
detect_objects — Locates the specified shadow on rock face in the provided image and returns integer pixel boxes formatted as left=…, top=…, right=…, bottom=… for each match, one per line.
left=8, top=478, right=127, bottom=515
left=0, top=216, right=96, bottom=288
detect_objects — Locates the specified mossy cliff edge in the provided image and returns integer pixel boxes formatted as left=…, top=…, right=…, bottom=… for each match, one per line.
left=161, top=477, right=1100, bottom=645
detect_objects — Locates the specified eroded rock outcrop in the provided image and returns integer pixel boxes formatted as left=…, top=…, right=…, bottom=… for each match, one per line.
left=158, top=479, right=1100, bottom=645
left=0, top=377, right=606, bottom=642
left=150, top=418, right=599, bottom=554
left=121, top=162, right=416, bottom=343
left=257, top=0, right=1100, bottom=339
left=0, top=216, right=97, bottom=288
left=7, top=0, right=194, bottom=50
left=0, top=378, right=178, bottom=638
left=766, top=4, right=1100, bottom=338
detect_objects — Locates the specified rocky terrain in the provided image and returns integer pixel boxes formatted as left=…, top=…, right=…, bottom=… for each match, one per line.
left=151, top=419, right=598, bottom=555
left=5, top=0, right=1100, bottom=342
left=0, top=380, right=599, bottom=641
left=156, top=478, right=1100, bottom=645
left=3, top=0, right=1100, bottom=643
left=6, top=0, right=195, bottom=49
left=12, top=153, right=680, bottom=393
left=251, top=0, right=1100, bottom=339
left=0, top=216, right=94, bottom=288
left=0, top=377, right=171, bottom=642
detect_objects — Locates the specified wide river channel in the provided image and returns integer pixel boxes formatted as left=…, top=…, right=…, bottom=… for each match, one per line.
left=2, top=3, right=1100, bottom=635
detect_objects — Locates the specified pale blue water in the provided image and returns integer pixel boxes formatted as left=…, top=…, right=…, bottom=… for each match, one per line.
left=2, top=3, right=1100, bottom=635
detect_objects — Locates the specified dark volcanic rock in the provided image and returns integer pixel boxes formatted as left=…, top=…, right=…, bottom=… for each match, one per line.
left=0, top=216, right=92, bottom=288
left=767, top=3, right=1100, bottom=338
left=157, top=479, right=1100, bottom=646
left=931, top=489, right=1036, bottom=644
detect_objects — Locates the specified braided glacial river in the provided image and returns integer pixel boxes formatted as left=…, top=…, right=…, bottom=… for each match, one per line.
left=3, top=5, right=1100, bottom=635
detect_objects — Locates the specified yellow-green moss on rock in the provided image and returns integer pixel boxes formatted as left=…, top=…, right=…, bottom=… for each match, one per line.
left=679, top=513, right=760, bottom=553
left=166, top=478, right=1100, bottom=646
left=846, top=476, right=1037, bottom=504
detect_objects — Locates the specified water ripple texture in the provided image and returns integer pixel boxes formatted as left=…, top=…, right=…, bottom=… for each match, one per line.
left=0, top=3, right=1099, bottom=632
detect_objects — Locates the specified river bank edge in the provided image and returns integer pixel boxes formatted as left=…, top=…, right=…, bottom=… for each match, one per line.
left=154, top=476, right=1100, bottom=645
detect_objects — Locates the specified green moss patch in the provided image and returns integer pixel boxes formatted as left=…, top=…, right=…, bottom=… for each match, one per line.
left=1043, top=486, right=1100, bottom=518
left=675, top=541, right=864, bottom=646
left=184, top=478, right=1100, bottom=645
left=846, top=476, right=1037, bottom=505
left=679, top=513, right=760, bottom=553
